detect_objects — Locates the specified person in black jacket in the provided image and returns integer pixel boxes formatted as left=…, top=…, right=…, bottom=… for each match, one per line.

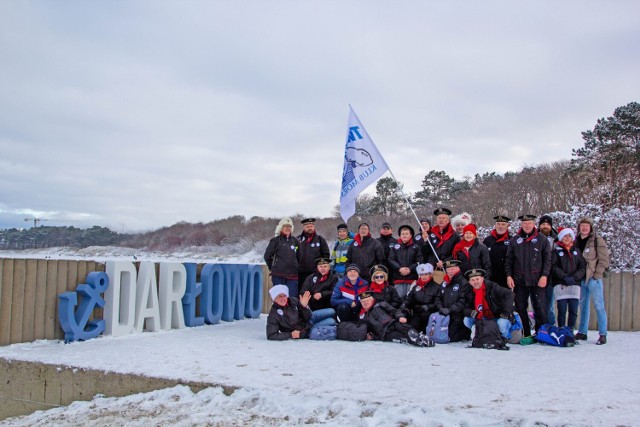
left=300, top=257, right=339, bottom=311
left=482, top=215, right=512, bottom=288
left=266, top=285, right=335, bottom=341
left=358, top=292, right=434, bottom=347
left=552, top=228, right=587, bottom=330
left=377, top=222, right=395, bottom=282
left=266, top=285, right=312, bottom=341
left=346, top=223, right=385, bottom=282
left=368, top=265, right=403, bottom=309
left=413, top=218, right=434, bottom=264
left=427, top=208, right=461, bottom=269
left=463, top=268, right=515, bottom=341
left=452, top=223, right=491, bottom=278
left=388, top=224, right=423, bottom=299
left=297, top=218, right=330, bottom=292
left=264, top=217, right=301, bottom=297
left=505, top=214, right=552, bottom=337
left=403, top=263, right=440, bottom=332
left=436, top=259, right=473, bottom=342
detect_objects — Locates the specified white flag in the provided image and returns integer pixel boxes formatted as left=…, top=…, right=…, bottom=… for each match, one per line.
left=340, top=106, right=390, bottom=222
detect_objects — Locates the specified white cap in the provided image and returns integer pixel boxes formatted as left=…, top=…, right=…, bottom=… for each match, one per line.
left=269, top=284, right=289, bottom=301
left=416, top=263, right=434, bottom=275
left=558, top=228, right=575, bottom=241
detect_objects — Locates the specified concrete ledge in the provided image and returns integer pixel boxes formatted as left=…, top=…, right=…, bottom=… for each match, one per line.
left=0, top=357, right=237, bottom=421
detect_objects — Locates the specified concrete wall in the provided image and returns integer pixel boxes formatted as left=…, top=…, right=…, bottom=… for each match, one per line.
left=0, top=258, right=639, bottom=347
left=0, top=358, right=235, bottom=421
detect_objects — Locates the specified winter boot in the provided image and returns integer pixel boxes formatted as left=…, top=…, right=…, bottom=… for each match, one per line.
left=596, top=335, right=607, bottom=345
left=407, top=329, right=422, bottom=347
left=575, top=332, right=588, bottom=341
left=419, top=332, right=435, bottom=347
left=520, top=336, right=536, bottom=345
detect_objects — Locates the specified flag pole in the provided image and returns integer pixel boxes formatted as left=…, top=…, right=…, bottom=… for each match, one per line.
left=385, top=169, right=441, bottom=263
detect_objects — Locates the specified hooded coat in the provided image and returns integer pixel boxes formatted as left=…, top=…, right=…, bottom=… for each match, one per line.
left=575, top=217, right=610, bottom=282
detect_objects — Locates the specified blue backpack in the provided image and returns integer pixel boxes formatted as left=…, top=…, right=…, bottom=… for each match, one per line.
left=536, top=324, right=575, bottom=347
left=506, top=312, right=524, bottom=344
left=426, top=313, right=450, bottom=344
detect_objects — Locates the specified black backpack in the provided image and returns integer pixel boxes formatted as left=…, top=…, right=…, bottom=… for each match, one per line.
left=337, top=321, right=368, bottom=342
left=471, top=319, right=508, bottom=350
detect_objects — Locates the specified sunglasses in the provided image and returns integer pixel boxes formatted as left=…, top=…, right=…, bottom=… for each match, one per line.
left=373, top=275, right=385, bottom=279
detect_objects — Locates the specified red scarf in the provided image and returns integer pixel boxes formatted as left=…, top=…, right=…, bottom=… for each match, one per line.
left=397, top=237, right=415, bottom=246
left=319, top=273, right=328, bottom=282
left=432, top=224, right=455, bottom=248
left=452, top=238, right=475, bottom=259
left=490, top=229, right=509, bottom=243
left=415, top=277, right=432, bottom=290
left=302, top=231, right=316, bottom=243
left=473, top=283, right=494, bottom=319
left=354, top=233, right=371, bottom=246
left=370, top=280, right=387, bottom=293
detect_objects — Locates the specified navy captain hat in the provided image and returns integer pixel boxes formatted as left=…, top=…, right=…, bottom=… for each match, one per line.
left=517, top=214, right=537, bottom=221
left=493, top=215, right=512, bottom=223
left=464, top=268, right=486, bottom=279
left=433, top=207, right=452, bottom=216
left=301, top=218, right=316, bottom=224
left=443, top=259, right=462, bottom=268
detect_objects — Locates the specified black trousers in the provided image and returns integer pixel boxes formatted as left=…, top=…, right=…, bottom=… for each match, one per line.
left=336, top=303, right=360, bottom=322
left=383, top=322, right=417, bottom=344
left=409, top=310, right=434, bottom=333
left=514, top=285, right=548, bottom=337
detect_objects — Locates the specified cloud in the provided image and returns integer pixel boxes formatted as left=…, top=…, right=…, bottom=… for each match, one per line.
left=1, top=1, right=639, bottom=231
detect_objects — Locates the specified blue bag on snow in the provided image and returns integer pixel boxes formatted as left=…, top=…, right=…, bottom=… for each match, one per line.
left=426, top=312, right=450, bottom=344
left=309, top=325, right=337, bottom=341
left=535, top=324, right=575, bottom=347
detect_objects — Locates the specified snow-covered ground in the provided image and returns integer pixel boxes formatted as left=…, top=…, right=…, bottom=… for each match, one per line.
left=1, top=317, right=639, bottom=426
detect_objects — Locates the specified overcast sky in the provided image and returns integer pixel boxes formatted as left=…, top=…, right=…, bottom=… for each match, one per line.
left=1, top=1, right=639, bottom=232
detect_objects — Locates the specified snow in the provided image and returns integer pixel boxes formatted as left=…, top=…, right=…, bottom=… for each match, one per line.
left=1, top=317, right=639, bottom=426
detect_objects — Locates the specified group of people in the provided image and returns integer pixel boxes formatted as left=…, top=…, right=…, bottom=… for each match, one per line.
left=263, top=209, right=610, bottom=347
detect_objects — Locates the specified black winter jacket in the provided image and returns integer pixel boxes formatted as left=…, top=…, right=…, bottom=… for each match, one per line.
left=465, top=280, right=515, bottom=319
left=427, top=224, right=461, bottom=266
left=377, top=235, right=395, bottom=261
left=505, top=228, right=552, bottom=287
left=264, top=235, right=301, bottom=278
left=358, top=301, right=405, bottom=340
left=436, top=272, right=472, bottom=342
left=454, top=240, right=492, bottom=279
left=297, top=232, right=330, bottom=277
left=346, top=235, right=385, bottom=281
left=370, top=285, right=403, bottom=310
left=402, top=280, right=440, bottom=317
left=300, top=271, right=339, bottom=311
left=388, top=239, right=423, bottom=282
left=415, top=233, right=435, bottom=266
left=436, top=273, right=472, bottom=316
left=551, top=244, right=587, bottom=285
left=483, top=232, right=511, bottom=287
left=266, top=297, right=312, bottom=341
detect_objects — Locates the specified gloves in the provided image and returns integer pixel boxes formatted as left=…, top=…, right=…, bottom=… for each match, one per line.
left=470, top=310, right=478, bottom=319
left=439, top=307, right=450, bottom=316
left=563, top=275, right=577, bottom=287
